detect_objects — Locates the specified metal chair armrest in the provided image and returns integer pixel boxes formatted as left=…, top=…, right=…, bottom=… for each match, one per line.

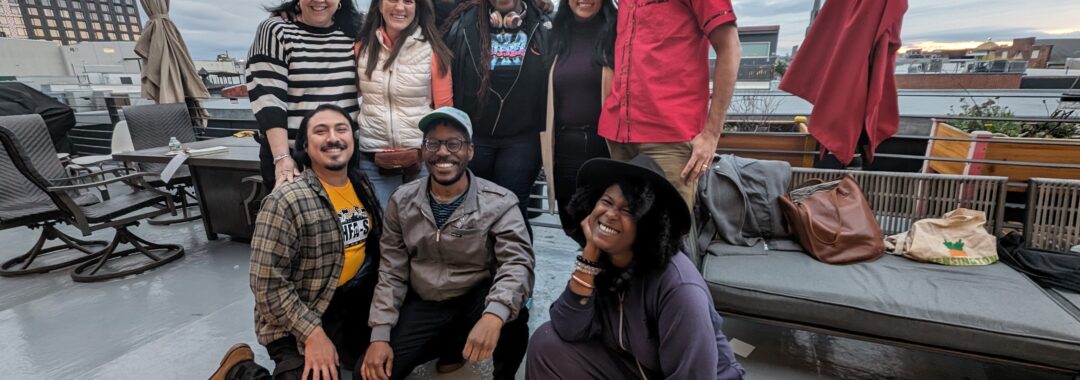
left=56, top=167, right=136, bottom=184
left=47, top=172, right=158, bottom=192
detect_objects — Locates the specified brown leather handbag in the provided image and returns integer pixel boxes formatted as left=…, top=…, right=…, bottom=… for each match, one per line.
left=374, top=149, right=422, bottom=174
left=779, top=175, right=884, bottom=264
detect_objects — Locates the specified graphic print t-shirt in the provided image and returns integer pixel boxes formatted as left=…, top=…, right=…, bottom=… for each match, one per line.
left=490, top=30, right=528, bottom=71
left=320, top=179, right=370, bottom=287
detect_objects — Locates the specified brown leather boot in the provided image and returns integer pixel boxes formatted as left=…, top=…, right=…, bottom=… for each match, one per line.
left=209, top=343, right=255, bottom=380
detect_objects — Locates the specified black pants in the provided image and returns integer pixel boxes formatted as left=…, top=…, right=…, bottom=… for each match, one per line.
left=469, top=131, right=542, bottom=239
left=553, top=125, right=610, bottom=230
left=228, top=278, right=375, bottom=380
left=355, top=284, right=530, bottom=380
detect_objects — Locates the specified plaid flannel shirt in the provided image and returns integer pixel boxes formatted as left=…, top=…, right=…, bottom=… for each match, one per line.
left=249, top=169, right=381, bottom=350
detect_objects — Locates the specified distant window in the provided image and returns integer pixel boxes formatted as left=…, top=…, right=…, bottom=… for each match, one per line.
left=48, top=29, right=58, bottom=37
left=43, top=9, right=53, bottom=16
left=120, top=76, right=133, bottom=85
left=118, top=24, right=126, bottom=32
left=79, top=30, right=88, bottom=38
left=59, top=0, right=67, bottom=7
left=27, top=7, right=38, bottom=15
left=61, top=10, right=69, bottom=18
left=88, top=2, right=95, bottom=10
left=31, top=18, right=41, bottom=26
left=108, top=32, right=116, bottom=40
left=26, top=0, right=36, bottom=5
left=75, top=12, right=83, bottom=19
left=90, top=12, right=98, bottom=20
left=742, top=42, right=772, bottom=59
left=129, top=16, right=137, bottom=24
left=46, top=19, right=55, bottom=27
left=65, top=30, right=74, bottom=38
left=72, top=1, right=80, bottom=9
left=63, top=20, right=71, bottom=28
left=105, top=23, right=113, bottom=31
left=77, top=21, right=85, bottom=28
left=34, top=29, right=44, bottom=37
left=1032, top=50, right=1040, bottom=59
left=42, top=0, right=51, bottom=5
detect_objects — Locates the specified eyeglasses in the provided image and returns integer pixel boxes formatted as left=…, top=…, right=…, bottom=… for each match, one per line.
left=422, top=138, right=468, bottom=153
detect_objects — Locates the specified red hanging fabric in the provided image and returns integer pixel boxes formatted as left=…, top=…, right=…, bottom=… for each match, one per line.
left=780, top=0, right=908, bottom=165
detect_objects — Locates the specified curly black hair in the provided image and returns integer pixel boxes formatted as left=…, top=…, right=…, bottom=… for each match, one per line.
left=563, top=178, right=685, bottom=292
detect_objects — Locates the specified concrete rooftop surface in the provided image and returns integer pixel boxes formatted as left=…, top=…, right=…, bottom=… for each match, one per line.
left=0, top=211, right=1073, bottom=380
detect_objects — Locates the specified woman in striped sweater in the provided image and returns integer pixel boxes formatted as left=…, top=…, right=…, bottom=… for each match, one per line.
left=245, top=0, right=363, bottom=190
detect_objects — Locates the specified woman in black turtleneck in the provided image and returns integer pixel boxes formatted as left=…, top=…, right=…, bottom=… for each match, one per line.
left=542, top=0, right=617, bottom=230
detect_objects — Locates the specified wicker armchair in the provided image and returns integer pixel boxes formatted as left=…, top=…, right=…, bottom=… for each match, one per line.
left=0, top=115, right=185, bottom=282
left=0, top=115, right=110, bottom=276
left=122, top=103, right=201, bottom=225
left=1025, top=178, right=1080, bottom=253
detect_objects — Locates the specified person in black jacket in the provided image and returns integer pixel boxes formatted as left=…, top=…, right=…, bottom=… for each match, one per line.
left=442, top=0, right=553, bottom=238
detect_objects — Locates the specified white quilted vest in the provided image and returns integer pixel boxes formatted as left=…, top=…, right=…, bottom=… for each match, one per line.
left=356, top=28, right=434, bottom=152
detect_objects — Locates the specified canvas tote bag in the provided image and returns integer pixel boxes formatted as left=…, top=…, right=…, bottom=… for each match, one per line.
left=889, top=208, right=998, bottom=266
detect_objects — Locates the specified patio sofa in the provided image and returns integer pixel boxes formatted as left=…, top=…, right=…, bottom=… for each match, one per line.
left=697, top=168, right=1080, bottom=374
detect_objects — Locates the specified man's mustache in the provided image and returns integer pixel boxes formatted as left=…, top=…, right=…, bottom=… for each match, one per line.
left=320, top=141, right=348, bottom=151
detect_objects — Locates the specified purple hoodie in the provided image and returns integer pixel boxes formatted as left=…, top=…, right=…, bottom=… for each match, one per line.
left=548, top=252, right=746, bottom=379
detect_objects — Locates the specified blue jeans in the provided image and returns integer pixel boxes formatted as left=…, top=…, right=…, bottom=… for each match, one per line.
left=469, top=132, right=541, bottom=237
left=358, top=154, right=429, bottom=211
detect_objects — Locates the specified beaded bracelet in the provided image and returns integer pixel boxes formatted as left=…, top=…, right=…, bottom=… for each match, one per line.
left=571, top=274, right=595, bottom=289
left=576, top=255, right=600, bottom=267
left=575, top=261, right=602, bottom=276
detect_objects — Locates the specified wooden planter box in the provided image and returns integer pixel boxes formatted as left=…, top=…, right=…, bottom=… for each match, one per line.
left=716, top=121, right=817, bottom=168
left=923, top=121, right=1080, bottom=186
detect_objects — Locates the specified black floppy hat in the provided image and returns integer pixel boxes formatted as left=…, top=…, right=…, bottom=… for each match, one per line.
left=574, top=154, right=691, bottom=234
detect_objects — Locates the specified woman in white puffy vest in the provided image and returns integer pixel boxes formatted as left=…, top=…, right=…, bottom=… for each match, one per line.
left=356, top=0, right=454, bottom=210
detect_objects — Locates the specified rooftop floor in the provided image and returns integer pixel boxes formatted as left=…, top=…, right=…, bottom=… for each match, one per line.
left=0, top=212, right=1072, bottom=379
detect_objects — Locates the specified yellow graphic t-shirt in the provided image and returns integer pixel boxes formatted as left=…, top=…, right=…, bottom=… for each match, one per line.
left=320, top=179, right=370, bottom=287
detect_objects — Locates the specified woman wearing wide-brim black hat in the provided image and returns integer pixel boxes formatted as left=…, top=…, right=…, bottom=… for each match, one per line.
left=526, top=154, right=746, bottom=379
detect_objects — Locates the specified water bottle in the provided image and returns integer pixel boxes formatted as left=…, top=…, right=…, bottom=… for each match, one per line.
left=168, top=136, right=182, bottom=152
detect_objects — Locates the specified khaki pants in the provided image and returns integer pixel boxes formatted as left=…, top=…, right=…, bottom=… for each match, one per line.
left=605, top=140, right=696, bottom=210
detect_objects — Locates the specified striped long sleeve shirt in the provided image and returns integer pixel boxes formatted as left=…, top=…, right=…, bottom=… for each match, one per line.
left=245, top=18, right=359, bottom=132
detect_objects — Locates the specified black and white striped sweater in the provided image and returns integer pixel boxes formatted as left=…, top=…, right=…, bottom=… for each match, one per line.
left=245, top=18, right=359, bottom=133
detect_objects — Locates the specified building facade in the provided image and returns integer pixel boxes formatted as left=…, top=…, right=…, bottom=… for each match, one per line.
left=15, top=0, right=141, bottom=45
left=0, top=0, right=27, bottom=39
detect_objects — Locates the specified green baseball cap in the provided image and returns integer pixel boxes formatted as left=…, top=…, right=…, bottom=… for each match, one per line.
left=418, top=106, right=473, bottom=138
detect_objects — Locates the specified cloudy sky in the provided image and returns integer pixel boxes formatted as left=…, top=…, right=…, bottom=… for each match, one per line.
left=151, top=0, right=1080, bottom=60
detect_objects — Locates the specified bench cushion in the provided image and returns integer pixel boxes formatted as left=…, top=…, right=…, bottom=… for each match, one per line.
left=703, top=252, right=1080, bottom=371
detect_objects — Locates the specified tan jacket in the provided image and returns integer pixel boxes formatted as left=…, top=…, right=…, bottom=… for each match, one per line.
left=540, top=55, right=614, bottom=213
left=368, top=172, right=535, bottom=342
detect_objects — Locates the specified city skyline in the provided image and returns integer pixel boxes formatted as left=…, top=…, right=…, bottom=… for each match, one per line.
left=75, top=0, right=1080, bottom=60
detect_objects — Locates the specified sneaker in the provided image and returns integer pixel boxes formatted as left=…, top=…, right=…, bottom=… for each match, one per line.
left=209, top=343, right=255, bottom=380
left=435, top=357, right=466, bottom=374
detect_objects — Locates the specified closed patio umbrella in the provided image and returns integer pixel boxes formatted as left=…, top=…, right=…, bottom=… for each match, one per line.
left=134, top=0, right=209, bottom=125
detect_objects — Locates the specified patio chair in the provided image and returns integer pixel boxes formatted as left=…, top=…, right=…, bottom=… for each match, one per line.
left=122, top=103, right=201, bottom=225
left=0, top=115, right=110, bottom=276
left=0, top=115, right=185, bottom=282
left=68, top=120, right=134, bottom=171
left=65, top=120, right=135, bottom=201
left=1025, top=178, right=1080, bottom=253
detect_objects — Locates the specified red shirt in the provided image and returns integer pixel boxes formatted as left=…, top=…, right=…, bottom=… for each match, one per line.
left=598, top=0, right=736, bottom=144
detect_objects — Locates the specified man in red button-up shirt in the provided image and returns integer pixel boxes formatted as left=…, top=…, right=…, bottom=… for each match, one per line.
left=598, top=0, right=740, bottom=208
